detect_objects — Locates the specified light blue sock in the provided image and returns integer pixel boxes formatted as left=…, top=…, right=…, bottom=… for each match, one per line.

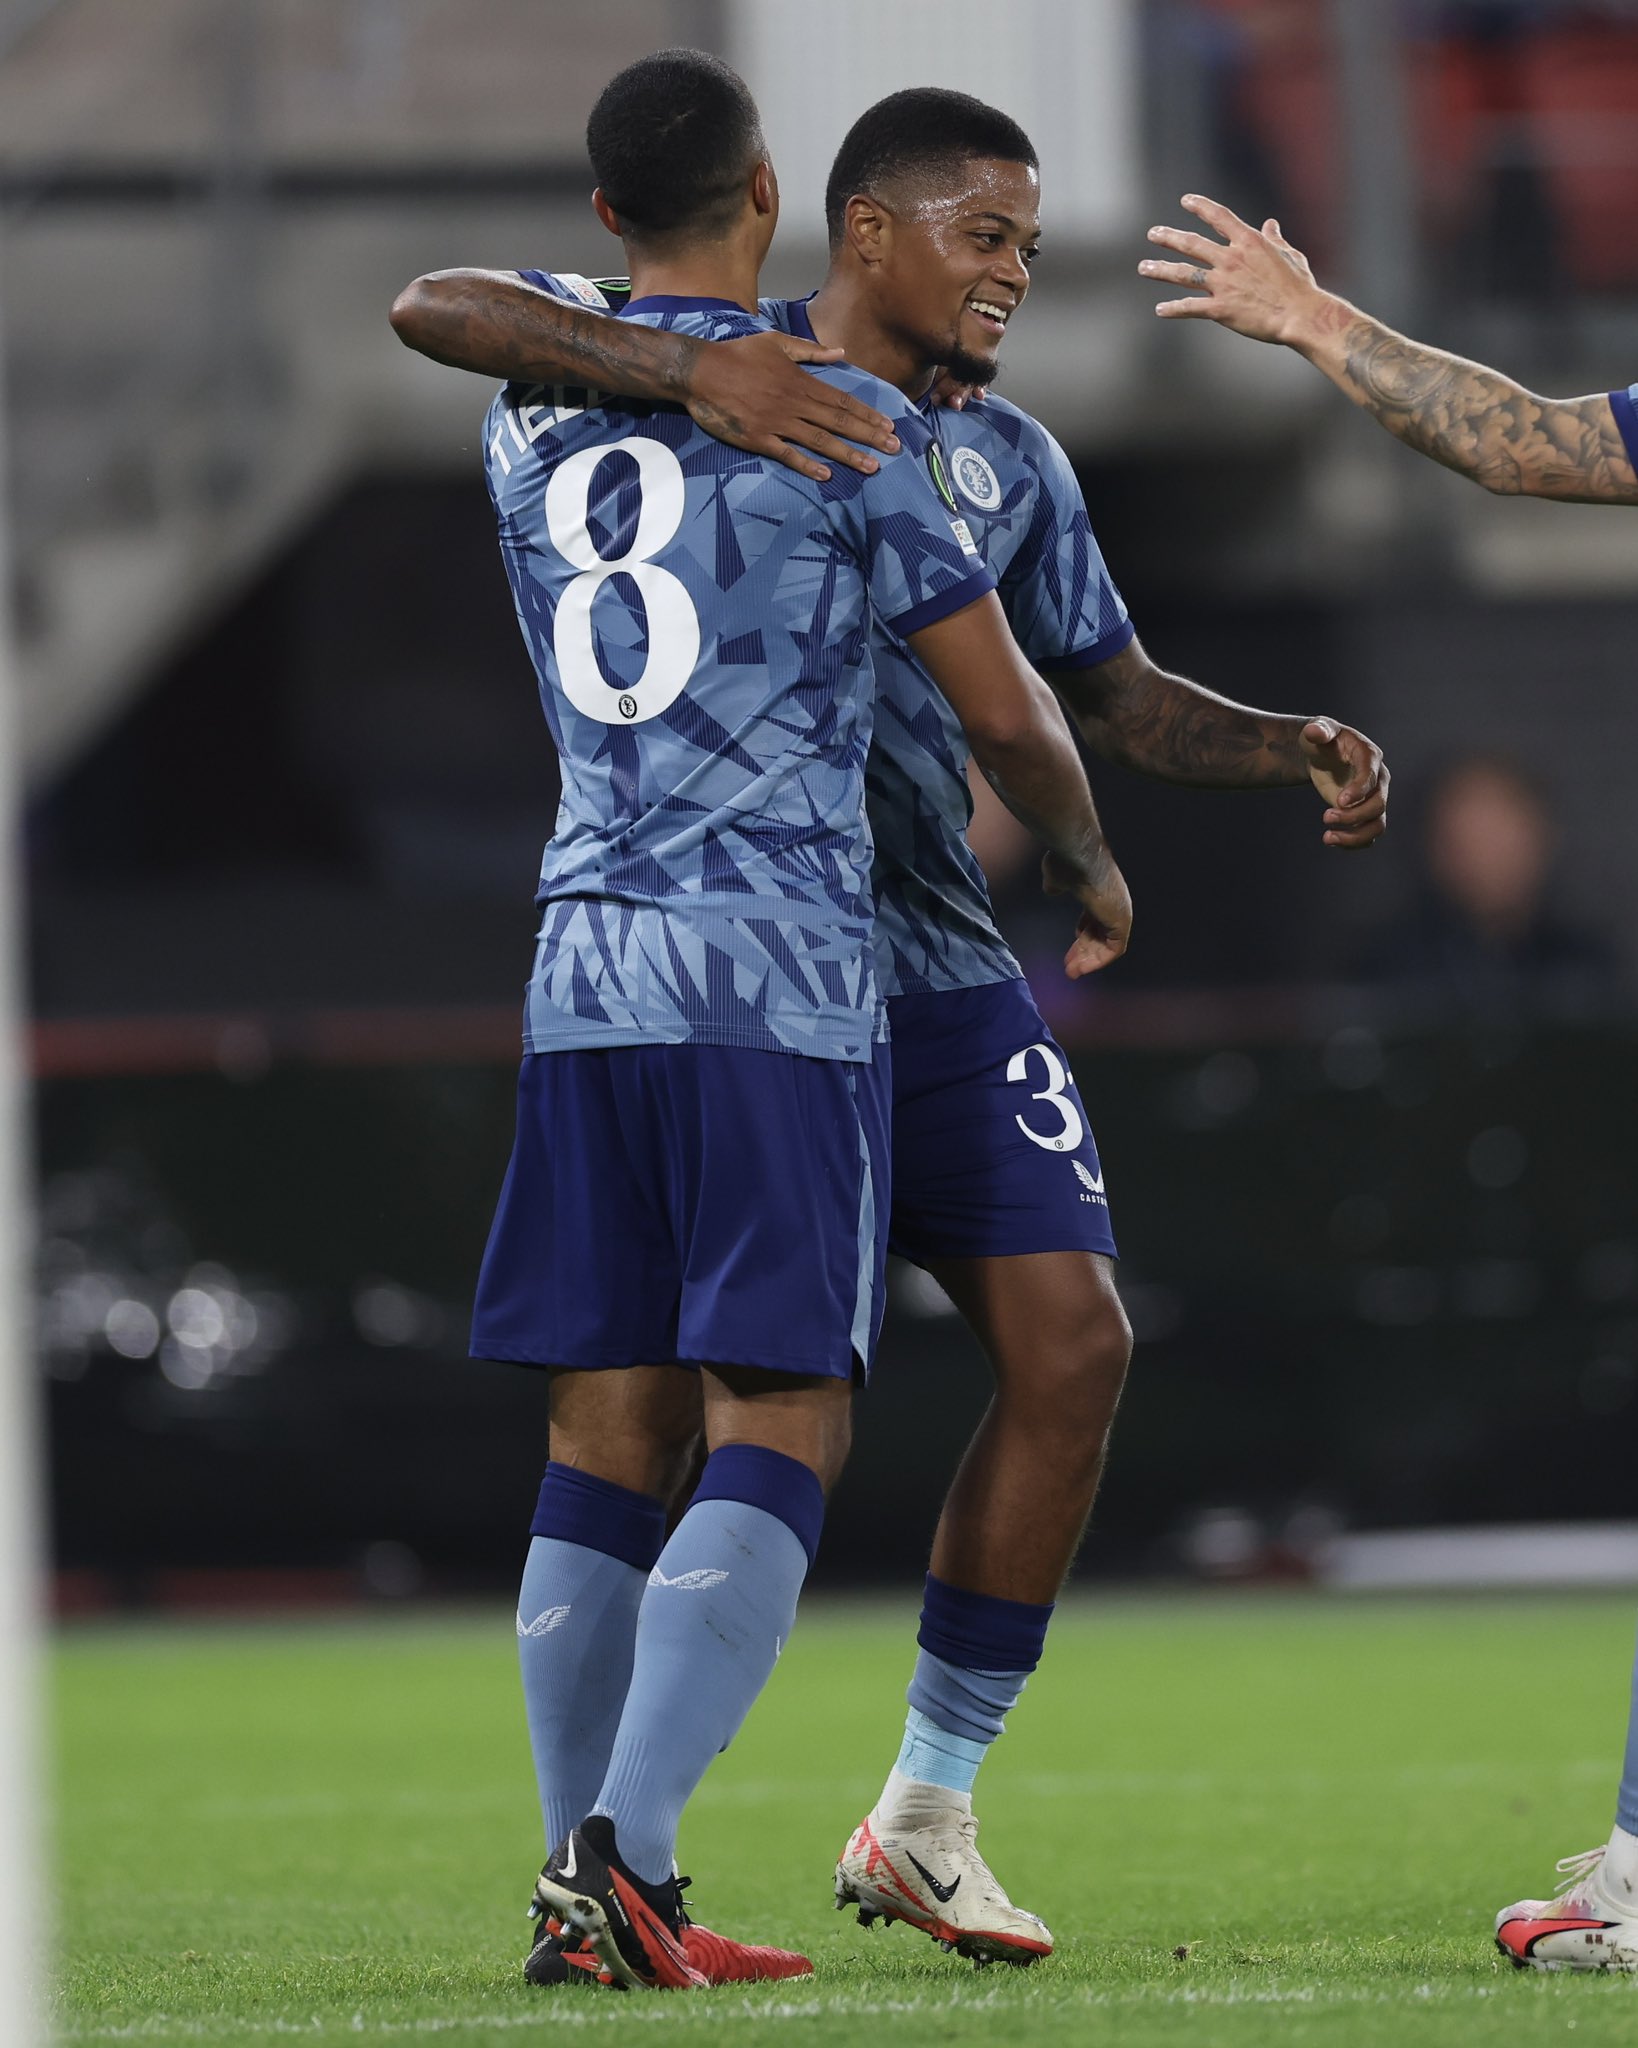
left=518, top=1536, right=648, bottom=1855
left=895, top=1703, right=992, bottom=1795
left=900, top=1651, right=1030, bottom=1795
left=519, top=1463, right=667, bottom=1855
left=1617, top=1621, right=1638, bottom=1837
left=888, top=1575, right=1054, bottom=1799
left=593, top=1446, right=823, bottom=1885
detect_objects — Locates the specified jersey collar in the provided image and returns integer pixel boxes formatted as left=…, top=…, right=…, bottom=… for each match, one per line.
left=619, top=294, right=754, bottom=318
left=783, top=292, right=820, bottom=342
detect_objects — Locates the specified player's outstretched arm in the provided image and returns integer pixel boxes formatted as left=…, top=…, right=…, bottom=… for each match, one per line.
left=1139, top=196, right=1638, bottom=505
left=908, top=597, right=1132, bottom=976
left=1054, top=638, right=1387, bottom=850
left=388, top=268, right=900, bottom=483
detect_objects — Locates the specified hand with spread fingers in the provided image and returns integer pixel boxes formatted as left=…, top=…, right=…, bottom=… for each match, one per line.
left=1138, top=193, right=1327, bottom=346
left=388, top=269, right=900, bottom=484
left=1137, top=194, right=1638, bottom=504
left=1301, top=718, right=1389, bottom=850
left=682, top=328, right=902, bottom=482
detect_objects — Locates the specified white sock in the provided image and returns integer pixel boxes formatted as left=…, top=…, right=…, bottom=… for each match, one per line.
left=874, top=1764, right=972, bottom=1830
left=1602, top=1822, right=1638, bottom=1904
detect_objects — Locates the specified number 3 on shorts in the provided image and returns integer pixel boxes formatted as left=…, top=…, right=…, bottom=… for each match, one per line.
left=544, top=439, right=701, bottom=725
left=1006, top=1041, right=1085, bottom=1153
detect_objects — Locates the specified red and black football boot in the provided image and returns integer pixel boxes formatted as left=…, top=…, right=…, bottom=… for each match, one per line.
left=528, top=1820, right=812, bottom=1990
left=532, top=1817, right=705, bottom=1991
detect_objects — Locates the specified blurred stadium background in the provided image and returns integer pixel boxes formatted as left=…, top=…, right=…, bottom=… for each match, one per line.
left=6, top=0, right=1638, bottom=1619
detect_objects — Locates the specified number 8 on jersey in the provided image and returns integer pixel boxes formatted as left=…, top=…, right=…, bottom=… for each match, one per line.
left=544, top=440, right=701, bottom=725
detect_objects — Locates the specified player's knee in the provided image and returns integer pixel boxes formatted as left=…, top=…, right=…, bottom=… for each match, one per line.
left=1007, top=1297, right=1131, bottom=1448
left=1087, top=1291, right=1134, bottom=1388
left=701, top=1367, right=853, bottom=1496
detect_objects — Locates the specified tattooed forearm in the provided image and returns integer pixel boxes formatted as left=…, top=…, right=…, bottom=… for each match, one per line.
left=390, top=270, right=700, bottom=404
left=1329, top=314, right=1638, bottom=504
left=1055, top=642, right=1309, bottom=788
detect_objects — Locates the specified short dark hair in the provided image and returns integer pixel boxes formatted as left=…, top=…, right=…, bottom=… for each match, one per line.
left=587, top=48, right=765, bottom=244
left=824, top=88, right=1038, bottom=248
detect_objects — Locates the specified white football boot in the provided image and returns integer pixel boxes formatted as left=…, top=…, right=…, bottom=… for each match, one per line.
left=834, top=1776, right=1052, bottom=1967
left=1495, top=1835, right=1638, bottom=1972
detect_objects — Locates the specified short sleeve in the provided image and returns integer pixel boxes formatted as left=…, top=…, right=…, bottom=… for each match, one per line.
left=515, top=270, right=619, bottom=310
left=1002, top=421, right=1134, bottom=671
left=1607, top=386, right=1638, bottom=475
left=854, top=405, right=997, bottom=636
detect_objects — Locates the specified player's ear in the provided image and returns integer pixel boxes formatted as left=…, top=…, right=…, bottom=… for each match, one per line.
left=844, top=192, right=889, bottom=267
left=751, top=158, right=777, bottom=220
left=591, top=187, right=622, bottom=239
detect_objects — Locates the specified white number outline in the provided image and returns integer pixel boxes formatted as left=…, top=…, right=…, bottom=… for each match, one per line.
left=1005, top=1040, right=1086, bottom=1153
left=543, top=439, right=701, bottom=725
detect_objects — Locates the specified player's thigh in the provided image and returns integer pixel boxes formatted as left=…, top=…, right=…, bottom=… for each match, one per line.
left=672, top=1043, right=890, bottom=1384
left=549, top=1363, right=704, bottom=1500
left=930, top=1249, right=1131, bottom=1416
left=887, top=980, right=1116, bottom=1266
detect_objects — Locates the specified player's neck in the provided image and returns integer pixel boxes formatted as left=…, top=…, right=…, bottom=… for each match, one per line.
left=624, top=238, right=761, bottom=314
left=804, top=276, right=936, bottom=401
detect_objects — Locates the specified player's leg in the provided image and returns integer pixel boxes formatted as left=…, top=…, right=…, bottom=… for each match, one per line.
left=518, top=1364, right=702, bottom=1859
left=536, top=1042, right=887, bottom=1989
left=590, top=1369, right=850, bottom=1882
left=472, top=1053, right=698, bottom=1869
left=837, top=981, right=1126, bottom=1962
left=1622, top=1630, right=1638, bottom=1875
left=926, top=1248, right=1129, bottom=1602
left=840, top=1250, right=1128, bottom=1963
left=1495, top=1619, right=1638, bottom=1971
left=897, top=1247, right=1128, bottom=1787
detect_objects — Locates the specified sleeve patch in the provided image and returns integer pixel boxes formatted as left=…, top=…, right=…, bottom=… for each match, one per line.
left=554, top=273, right=611, bottom=309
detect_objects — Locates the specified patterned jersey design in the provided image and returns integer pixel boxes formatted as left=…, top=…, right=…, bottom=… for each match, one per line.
left=765, top=296, right=1135, bottom=996
left=490, top=278, right=996, bottom=1059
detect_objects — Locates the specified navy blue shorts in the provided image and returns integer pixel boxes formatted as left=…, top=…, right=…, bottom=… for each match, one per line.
left=887, top=979, right=1116, bottom=1265
left=470, top=1043, right=891, bottom=1378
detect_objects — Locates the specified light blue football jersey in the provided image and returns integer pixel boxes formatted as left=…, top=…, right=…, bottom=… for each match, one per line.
left=487, top=281, right=996, bottom=1060
left=765, top=296, right=1135, bottom=997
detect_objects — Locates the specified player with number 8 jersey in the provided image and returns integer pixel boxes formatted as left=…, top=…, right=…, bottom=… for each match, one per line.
left=485, top=311, right=990, bottom=1068
left=472, top=290, right=1000, bottom=1378
left=460, top=52, right=1137, bottom=1993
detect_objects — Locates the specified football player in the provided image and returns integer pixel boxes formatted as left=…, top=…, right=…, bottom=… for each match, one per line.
left=1141, top=189, right=1637, bottom=1973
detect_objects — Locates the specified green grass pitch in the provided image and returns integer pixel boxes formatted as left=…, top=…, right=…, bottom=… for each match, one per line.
left=55, top=1591, right=1638, bottom=2045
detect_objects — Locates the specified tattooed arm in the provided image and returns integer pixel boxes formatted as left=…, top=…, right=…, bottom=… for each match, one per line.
left=389, top=268, right=899, bottom=482
left=1317, top=315, right=1637, bottom=502
left=1052, top=637, right=1389, bottom=849
left=1140, top=195, right=1638, bottom=505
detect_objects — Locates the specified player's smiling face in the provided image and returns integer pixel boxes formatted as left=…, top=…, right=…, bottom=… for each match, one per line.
left=883, top=158, right=1040, bottom=385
